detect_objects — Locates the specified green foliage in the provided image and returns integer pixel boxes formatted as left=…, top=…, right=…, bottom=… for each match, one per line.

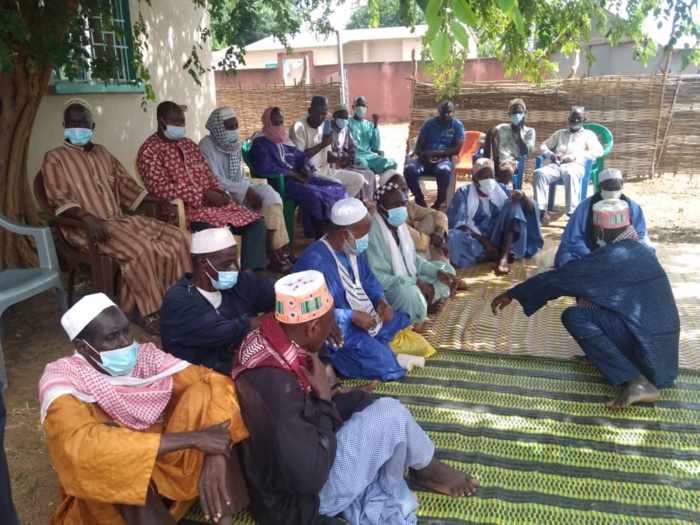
left=346, top=0, right=426, bottom=29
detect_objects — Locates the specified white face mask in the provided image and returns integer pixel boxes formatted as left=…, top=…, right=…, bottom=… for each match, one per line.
left=477, top=178, right=498, bottom=196
left=601, top=189, right=622, bottom=200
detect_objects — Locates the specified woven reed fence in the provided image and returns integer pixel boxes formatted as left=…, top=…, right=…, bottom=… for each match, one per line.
left=216, top=81, right=342, bottom=141
left=408, top=75, right=700, bottom=178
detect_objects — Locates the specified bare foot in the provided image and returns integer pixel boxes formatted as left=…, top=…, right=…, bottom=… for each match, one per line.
left=413, top=322, right=427, bottom=333
left=412, top=491, right=420, bottom=503
left=570, top=355, right=593, bottom=366
left=428, top=299, right=445, bottom=315
left=410, top=459, right=478, bottom=497
left=605, top=376, right=660, bottom=409
left=507, top=251, right=516, bottom=264
left=456, top=280, right=469, bottom=291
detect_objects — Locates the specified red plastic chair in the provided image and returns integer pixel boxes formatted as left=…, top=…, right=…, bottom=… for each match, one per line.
left=455, top=131, right=486, bottom=179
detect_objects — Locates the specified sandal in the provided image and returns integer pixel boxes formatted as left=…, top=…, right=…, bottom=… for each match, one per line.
left=133, top=311, right=160, bottom=335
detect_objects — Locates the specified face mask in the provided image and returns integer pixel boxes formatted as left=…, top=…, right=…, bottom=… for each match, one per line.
left=355, top=233, right=369, bottom=254
left=477, top=178, right=498, bottom=196
left=65, top=128, right=93, bottom=146
left=206, top=258, right=239, bottom=290
left=601, top=189, right=622, bottom=200
left=335, top=119, right=348, bottom=129
left=163, top=124, right=187, bottom=140
left=225, top=130, right=239, bottom=143
left=385, top=206, right=408, bottom=227
left=83, top=340, right=138, bottom=377
left=355, top=106, right=367, bottom=118
left=510, top=113, right=524, bottom=125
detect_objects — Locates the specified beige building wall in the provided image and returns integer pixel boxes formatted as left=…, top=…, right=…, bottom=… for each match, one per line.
left=368, top=40, right=403, bottom=62
left=244, top=50, right=280, bottom=69
left=28, top=0, right=216, bottom=181
left=401, top=38, right=423, bottom=61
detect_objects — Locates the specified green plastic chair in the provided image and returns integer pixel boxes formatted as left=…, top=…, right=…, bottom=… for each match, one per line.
left=582, top=123, right=614, bottom=193
left=241, top=139, right=296, bottom=246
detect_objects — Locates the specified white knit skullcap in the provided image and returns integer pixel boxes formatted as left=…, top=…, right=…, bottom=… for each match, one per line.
left=331, top=198, right=368, bottom=226
left=61, top=293, right=116, bottom=340
left=598, top=168, right=623, bottom=183
left=190, top=228, right=237, bottom=254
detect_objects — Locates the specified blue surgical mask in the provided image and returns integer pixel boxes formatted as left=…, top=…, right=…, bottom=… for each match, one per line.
left=342, top=231, right=369, bottom=255
left=84, top=340, right=138, bottom=377
left=510, top=113, right=524, bottom=125
left=355, top=233, right=369, bottom=254
left=163, top=124, right=187, bottom=140
left=385, top=206, right=408, bottom=227
left=225, top=130, right=239, bottom=143
left=335, top=119, right=348, bottom=129
left=207, top=258, right=239, bottom=290
left=355, top=106, right=367, bottom=118
left=65, top=128, right=93, bottom=146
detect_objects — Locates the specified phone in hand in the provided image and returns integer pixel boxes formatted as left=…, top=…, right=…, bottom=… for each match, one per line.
left=323, top=119, right=332, bottom=136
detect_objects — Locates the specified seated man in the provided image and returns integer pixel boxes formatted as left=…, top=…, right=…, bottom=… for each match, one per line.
left=347, top=95, right=398, bottom=174
left=380, top=170, right=450, bottom=263
left=492, top=200, right=679, bottom=408
left=294, top=198, right=410, bottom=382
left=160, top=228, right=275, bottom=376
left=447, top=158, right=543, bottom=274
left=482, top=98, right=536, bottom=184
left=533, top=106, right=604, bottom=221
left=137, top=101, right=267, bottom=272
left=555, top=168, right=655, bottom=268
left=233, top=270, right=478, bottom=525
left=404, top=99, right=466, bottom=209
left=249, top=106, right=347, bottom=240
left=200, top=106, right=292, bottom=273
left=365, top=183, right=461, bottom=330
left=43, top=97, right=191, bottom=335
left=40, top=293, right=249, bottom=524
left=289, top=96, right=365, bottom=199
left=330, top=103, right=377, bottom=201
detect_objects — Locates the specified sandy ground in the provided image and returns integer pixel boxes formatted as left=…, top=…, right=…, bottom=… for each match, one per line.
left=3, top=123, right=699, bottom=523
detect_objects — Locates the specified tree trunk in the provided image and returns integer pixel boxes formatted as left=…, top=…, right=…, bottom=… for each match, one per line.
left=0, top=60, right=54, bottom=270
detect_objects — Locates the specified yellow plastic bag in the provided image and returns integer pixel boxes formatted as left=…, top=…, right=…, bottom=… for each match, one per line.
left=389, top=327, right=436, bottom=358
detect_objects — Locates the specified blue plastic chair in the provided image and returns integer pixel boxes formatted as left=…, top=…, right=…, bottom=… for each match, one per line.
left=0, top=214, right=68, bottom=386
left=472, top=151, right=527, bottom=190
left=535, top=156, right=594, bottom=212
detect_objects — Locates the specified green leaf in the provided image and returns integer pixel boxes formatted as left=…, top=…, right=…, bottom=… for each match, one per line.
left=425, top=23, right=440, bottom=42
left=431, top=31, right=451, bottom=64
left=425, top=0, right=443, bottom=29
left=450, top=20, right=471, bottom=48
left=511, top=7, right=525, bottom=34
left=498, top=0, right=517, bottom=15
left=452, top=0, right=477, bottom=27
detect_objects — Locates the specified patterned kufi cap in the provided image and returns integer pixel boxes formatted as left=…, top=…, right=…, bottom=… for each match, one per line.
left=592, top=199, right=630, bottom=229
left=473, top=157, right=495, bottom=176
left=275, top=270, right=334, bottom=324
left=334, top=103, right=349, bottom=113
left=508, top=98, right=526, bottom=111
left=64, top=97, right=93, bottom=113
left=61, top=293, right=116, bottom=340
left=373, top=182, right=401, bottom=203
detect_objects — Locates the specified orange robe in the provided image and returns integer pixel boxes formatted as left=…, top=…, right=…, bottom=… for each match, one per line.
left=43, top=365, right=248, bottom=524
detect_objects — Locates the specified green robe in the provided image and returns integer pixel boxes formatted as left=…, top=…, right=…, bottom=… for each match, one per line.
left=365, top=215, right=455, bottom=324
left=347, top=117, right=398, bottom=173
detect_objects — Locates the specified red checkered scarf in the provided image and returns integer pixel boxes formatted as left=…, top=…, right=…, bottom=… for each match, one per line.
left=232, top=315, right=312, bottom=394
left=39, top=343, right=189, bottom=431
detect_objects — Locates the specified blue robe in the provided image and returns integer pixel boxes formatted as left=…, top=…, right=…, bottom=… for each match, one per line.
left=294, top=241, right=410, bottom=382
left=507, top=240, right=679, bottom=388
left=446, top=184, right=543, bottom=269
left=555, top=193, right=655, bottom=268
left=160, top=273, right=276, bottom=375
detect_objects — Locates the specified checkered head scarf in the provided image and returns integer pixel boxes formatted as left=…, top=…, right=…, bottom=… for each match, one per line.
left=373, top=182, right=401, bottom=203
left=205, top=106, right=243, bottom=184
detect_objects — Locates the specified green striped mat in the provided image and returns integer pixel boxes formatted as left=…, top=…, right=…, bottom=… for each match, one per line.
left=183, top=350, right=700, bottom=524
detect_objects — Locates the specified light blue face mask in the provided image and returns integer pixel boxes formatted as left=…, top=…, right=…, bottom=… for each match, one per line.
left=163, top=123, right=187, bottom=140
left=84, top=340, right=138, bottom=377
left=355, top=234, right=369, bottom=253
left=386, top=206, right=408, bottom=227
left=354, top=106, right=367, bottom=118
left=207, top=258, right=239, bottom=290
left=510, top=113, right=524, bottom=125
left=335, top=118, right=348, bottom=129
left=65, top=128, right=93, bottom=147
left=225, top=130, right=239, bottom=143
left=342, top=230, right=369, bottom=255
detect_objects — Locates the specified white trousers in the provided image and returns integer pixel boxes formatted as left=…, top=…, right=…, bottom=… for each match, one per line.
left=532, top=163, right=586, bottom=215
left=316, top=168, right=366, bottom=199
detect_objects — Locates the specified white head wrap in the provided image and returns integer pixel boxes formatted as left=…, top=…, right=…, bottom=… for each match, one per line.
left=598, top=168, right=623, bottom=183
left=379, top=169, right=400, bottom=186
left=331, top=198, right=368, bottom=226
left=191, top=228, right=237, bottom=254
left=61, top=293, right=116, bottom=340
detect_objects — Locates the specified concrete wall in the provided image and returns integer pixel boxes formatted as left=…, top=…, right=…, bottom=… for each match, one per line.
left=368, top=40, right=403, bottom=62
left=28, top=0, right=216, bottom=180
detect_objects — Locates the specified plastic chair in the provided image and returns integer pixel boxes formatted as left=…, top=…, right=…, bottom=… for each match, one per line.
left=0, top=214, right=68, bottom=385
left=404, top=139, right=457, bottom=207
left=582, top=123, right=614, bottom=193
left=535, top=156, right=594, bottom=212
left=474, top=150, right=528, bottom=190
left=241, top=139, right=297, bottom=246
left=454, top=131, right=486, bottom=179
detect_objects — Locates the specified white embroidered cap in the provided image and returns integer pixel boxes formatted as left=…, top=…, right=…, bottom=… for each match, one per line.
left=331, top=198, right=369, bottom=226
left=61, top=293, right=117, bottom=340
left=190, top=228, right=237, bottom=254
left=598, top=168, right=623, bottom=183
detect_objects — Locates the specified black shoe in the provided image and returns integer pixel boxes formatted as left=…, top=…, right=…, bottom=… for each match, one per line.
left=540, top=211, right=551, bottom=225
